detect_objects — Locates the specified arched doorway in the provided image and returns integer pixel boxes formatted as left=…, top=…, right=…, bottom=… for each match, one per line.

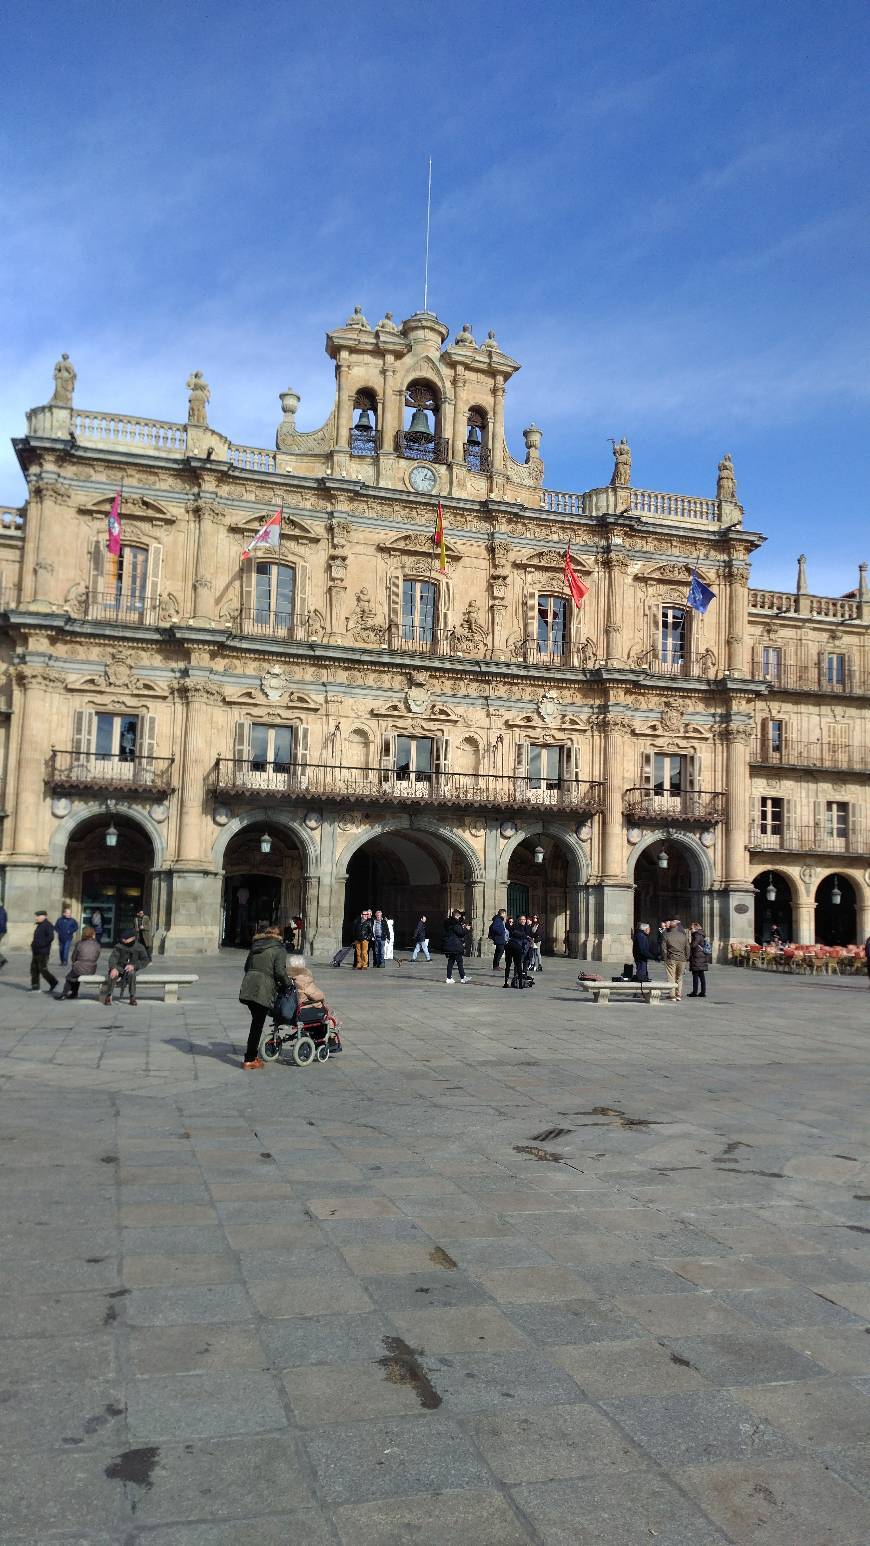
left=753, top=870, right=794, bottom=943
left=221, top=822, right=303, bottom=947
left=815, top=873, right=857, bottom=946
left=340, top=826, right=476, bottom=950
left=506, top=834, right=572, bottom=955
left=633, top=840, right=702, bottom=932
left=63, top=812, right=155, bottom=945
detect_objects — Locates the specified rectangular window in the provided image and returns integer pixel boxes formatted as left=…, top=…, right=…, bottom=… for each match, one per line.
left=769, top=719, right=783, bottom=754
left=826, top=800, right=848, bottom=839
left=537, top=596, right=567, bottom=659
left=254, top=563, right=295, bottom=628
left=104, top=544, right=149, bottom=618
left=762, top=646, right=782, bottom=682
left=402, top=580, right=437, bottom=645
left=653, top=753, right=684, bottom=796
left=95, top=713, right=139, bottom=761
left=660, top=606, right=686, bottom=666
left=395, top=735, right=434, bottom=783
left=250, top=723, right=293, bottom=772
left=528, top=745, right=562, bottom=791
left=827, top=653, right=846, bottom=688
left=759, top=796, right=783, bottom=836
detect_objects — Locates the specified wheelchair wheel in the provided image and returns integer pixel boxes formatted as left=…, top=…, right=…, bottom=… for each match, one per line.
left=261, top=1033, right=282, bottom=1062
left=292, top=1035, right=316, bottom=1067
left=315, top=1043, right=330, bottom=1063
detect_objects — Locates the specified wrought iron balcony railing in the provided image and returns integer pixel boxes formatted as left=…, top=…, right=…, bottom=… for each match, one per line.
left=394, top=431, right=450, bottom=464
left=463, top=445, right=492, bottom=474
left=753, top=663, right=867, bottom=696
left=750, top=740, right=870, bottom=774
left=349, top=427, right=379, bottom=456
left=749, top=825, right=868, bottom=856
left=49, top=750, right=175, bottom=796
left=209, top=758, right=605, bottom=815
left=86, top=591, right=159, bottom=627
left=235, top=609, right=303, bottom=640
left=623, top=788, right=726, bottom=824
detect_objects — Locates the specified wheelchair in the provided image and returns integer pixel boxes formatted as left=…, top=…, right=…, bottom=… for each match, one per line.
left=260, top=988, right=342, bottom=1068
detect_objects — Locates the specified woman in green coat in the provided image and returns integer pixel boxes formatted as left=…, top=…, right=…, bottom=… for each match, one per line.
left=239, top=925, right=292, bottom=1069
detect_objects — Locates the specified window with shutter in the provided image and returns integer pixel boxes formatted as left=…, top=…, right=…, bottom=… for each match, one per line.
left=141, top=714, right=157, bottom=762
left=514, top=741, right=529, bottom=783
left=233, top=720, right=250, bottom=773
left=146, top=545, right=163, bottom=624
left=294, top=562, right=309, bottom=638
left=536, top=595, right=567, bottom=660
left=783, top=796, right=796, bottom=847
left=89, top=541, right=105, bottom=612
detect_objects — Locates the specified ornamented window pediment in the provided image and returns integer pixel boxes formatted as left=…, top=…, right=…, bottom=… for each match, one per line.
left=80, top=495, right=175, bottom=525
left=231, top=513, right=321, bottom=544
left=378, top=531, right=462, bottom=563
left=639, top=562, right=714, bottom=585
left=519, top=547, right=592, bottom=574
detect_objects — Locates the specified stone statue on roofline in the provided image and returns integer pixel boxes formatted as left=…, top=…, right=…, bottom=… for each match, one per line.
left=717, top=452, right=737, bottom=501
left=186, top=371, right=210, bottom=426
left=50, top=353, right=76, bottom=406
left=609, top=437, right=631, bottom=487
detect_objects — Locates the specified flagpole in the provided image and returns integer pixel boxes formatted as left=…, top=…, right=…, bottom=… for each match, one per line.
left=423, top=157, right=432, bottom=312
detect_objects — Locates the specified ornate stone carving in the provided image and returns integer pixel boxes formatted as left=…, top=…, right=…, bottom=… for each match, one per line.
left=50, top=353, right=76, bottom=406
left=180, top=677, right=222, bottom=704
left=537, top=692, right=560, bottom=726
left=158, top=593, right=181, bottom=625
left=406, top=681, right=431, bottom=716
left=717, top=453, right=737, bottom=501
left=261, top=667, right=291, bottom=702
left=16, top=665, right=66, bottom=692
left=610, top=437, right=631, bottom=487
left=277, top=403, right=336, bottom=454
left=577, top=638, right=598, bottom=668
left=63, top=582, right=88, bottom=619
left=660, top=701, right=683, bottom=735
left=328, top=516, right=351, bottom=548
left=186, top=371, right=210, bottom=426
left=346, top=588, right=384, bottom=645
left=454, top=600, right=488, bottom=654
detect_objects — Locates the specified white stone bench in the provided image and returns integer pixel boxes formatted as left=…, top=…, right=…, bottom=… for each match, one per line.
left=577, top=980, right=678, bottom=1006
left=76, top=974, right=199, bottom=1003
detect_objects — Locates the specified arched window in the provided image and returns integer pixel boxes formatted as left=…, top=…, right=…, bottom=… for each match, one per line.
left=350, top=389, right=378, bottom=456
left=464, top=407, right=491, bottom=473
left=398, top=380, right=447, bottom=464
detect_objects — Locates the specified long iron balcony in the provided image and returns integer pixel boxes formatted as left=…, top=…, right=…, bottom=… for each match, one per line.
left=49, top=750, right=175, bottom=796
left=623, top=788, right=726, bottom=824
left=749, top=825, right=868, bottom=856
left=209, top=758, right=605, bottom=815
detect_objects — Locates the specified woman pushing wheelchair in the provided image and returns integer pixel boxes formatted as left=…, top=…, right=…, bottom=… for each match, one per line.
left=239, top=923, right=328, bottom=1071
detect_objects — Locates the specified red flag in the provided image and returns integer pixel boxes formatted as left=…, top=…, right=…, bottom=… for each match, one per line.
left=563, top=544, right=588, bottom=606
left=242, top=507, right=281, bottom=561
left=433, top=501, right=446, bottom=573
left=106, top=490, right=122, bottom=557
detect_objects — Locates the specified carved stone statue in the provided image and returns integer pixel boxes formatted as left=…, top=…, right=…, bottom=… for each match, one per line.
left=347, top=587, right=383, bottom=645
left=454, top=322, right=476, bottom=347
left=610, top=438, right=631, bottom=488
left=186, top=371, right=210, bottom=426
left=50, top=353, right=76, bottom=406
left=717, top=453, right=737, bottom=501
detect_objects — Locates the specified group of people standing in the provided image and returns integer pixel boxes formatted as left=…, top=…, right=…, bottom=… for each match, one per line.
left=489, top=910, right=542, bottom=989
left=633, top=918, right=711, bottom=1001
left=25, top=906, right=154, bottom=1004
left=348, top=909, right=393, bottom=970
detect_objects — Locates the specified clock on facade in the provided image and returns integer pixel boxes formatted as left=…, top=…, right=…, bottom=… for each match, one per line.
left=408, top=464, right=438, bottom=494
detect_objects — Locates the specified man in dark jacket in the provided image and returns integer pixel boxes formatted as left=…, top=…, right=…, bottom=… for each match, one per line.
left=31, top=910, right=58, bottom=992
left=411, top=916, right=431, bottom=961
left=662, top=919, right=690, bottom=1002
left=443, top=911, right=470, bottom=983
left=0, top=901, right=7, bottom=970
left=100, top=933, right=149, bottom=1006
left=632, top=922, right=652, bottom=983
left=488, top=910, right=508, bottom=970
left=54, top=906, right=79, bottom=966
left=238, top=924, right=292, bottom=1069
left=503, top=915, right=530, bottom=989
left=352, top=910, right=372, bottom=970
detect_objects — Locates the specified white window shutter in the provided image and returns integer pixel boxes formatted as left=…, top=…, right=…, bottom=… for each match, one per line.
left=783, top=796, right=796, bottom=846
left=90, top=538, right=105, bottom=598
left=817, top=649, right=826, bottom=689
left=146, top=544, right=163, bottom=622
left=240, top=561, right=254, bottom=624
left=562, top=742, right=576, bottom=785
left=640, top=750, right=654, bottom=789
left=380, top=733, right=395, bottom=772
left=750, top=794, right=759, bottom=835
left=141, top=713, right=157, bottom=761
left=234, top=720, right=249, bottom=766
left=845, top=654, right=855, bottom=693
left=72, top=708, right=96, bottom=757
left=813, top=798, right=825, bottom=844
left=437, top=578, right=450, bottom=637
left=780, top=720, right=790, bottom=758
left=687, top=753, right=701, bottom=792
left=388, top=574, right=402, bottom=630
left=295, top=561, right=309, bottom=636
left=525, top=589, right=538, bottom=642
left=435, top=735, right=450, bottom=777
left=849, top=803, right=865, bottom=853
left=296, top=723, right=310, bottom=766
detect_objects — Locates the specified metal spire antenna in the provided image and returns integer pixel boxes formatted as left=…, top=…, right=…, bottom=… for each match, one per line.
left=423, top=157, right=432, bottom=312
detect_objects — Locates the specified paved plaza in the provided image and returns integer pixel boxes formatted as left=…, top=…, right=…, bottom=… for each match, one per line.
left=0, top=950, right=869, bottom=1544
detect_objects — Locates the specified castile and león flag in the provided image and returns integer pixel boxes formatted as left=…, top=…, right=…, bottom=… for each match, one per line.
left=241, top=506, right=282, bottom=561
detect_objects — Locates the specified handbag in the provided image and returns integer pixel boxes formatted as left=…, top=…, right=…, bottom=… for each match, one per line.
left=274, top=987, right=300, bottom=1024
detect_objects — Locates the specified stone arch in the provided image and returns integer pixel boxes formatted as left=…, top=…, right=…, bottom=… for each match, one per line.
left=211, top=808, right=320, bottom=875
left=48, top=802, right=167, bottom=870
left=335, top=813, right=484, bottom=884
left=496, top=822, right=590, bottom=887
left=626, top=830, right=715, bottom=890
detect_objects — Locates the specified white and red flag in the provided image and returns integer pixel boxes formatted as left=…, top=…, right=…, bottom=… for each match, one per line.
left=241, top=507, right=281, bottom=560
left=563, top=543, right=589, bottom=606
left=106, top=490, right=122, bottom=557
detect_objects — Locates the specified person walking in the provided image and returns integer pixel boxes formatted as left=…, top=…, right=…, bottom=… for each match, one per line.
left=371, top=909, right=390, bottom=968
left=60, top=926, right=101, bottom=998
left=443, top=910, right=469, bottom=983
left=0, top=900, right=7, bottom=970
left=90, top=908, right=104, bottom=944
left=688, top=922, right=710, bottom=999
left=133, top=909, right=153, bottom=959
left=352, top=909, right=372, bottom=969
left=31, top=910, right=58, bottom=993
left=411, top=915, right=431, bottom=961
left=632, top=921, right=653, bottom=983
left=488, top=909, right=508, bottom=971
left=100, top=931, right=149, bottom=1006
left=238, top=923, right=292, bottom=1070
left=662, top=918, right=690, bottom=1002
left=528, top=915, right=543, bottom=972
left=503, top=915, right=529, bottom=989
left=54, top=905, right=79, bottom=967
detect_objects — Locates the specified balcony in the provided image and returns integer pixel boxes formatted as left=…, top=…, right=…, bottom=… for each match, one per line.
left=394, top=431, right=450, bottom=465
left=349, top=426, right=379, bottom=456
left=754, top=664, right=867, bottom=696
left=750, top=741, right=870, bottom=774
left=638, top=653, right=719, bottom=680
left=463, top=445, right=492, bottom=474
left=235, top=609, right=302, bottom=641
left=749, top=825, right=868, bottom=856
left=49, top=751, right=175, bottom=797
left=623, top=788, right=726, bottom=824
left=86, top=591, right=159, bottom=627
left=209, top=758, right=605, bottom=816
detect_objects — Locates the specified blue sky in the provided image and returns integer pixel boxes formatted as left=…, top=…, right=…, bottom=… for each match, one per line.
left=3, top=0, right=868, bottom=593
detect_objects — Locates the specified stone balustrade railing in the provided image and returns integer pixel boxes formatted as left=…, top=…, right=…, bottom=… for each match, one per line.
left=228, top=444, right=276, bottom=473
left=72, top=411, right=187, bottom=454
left=0, top=506, right=24, bottom=533
left=541, top=490, right=585, bottom=515
left=630, top=488, right=718, bottom=522
left=749, top=589, right=796, bottom=614
left=749, top=590, right=861, bottom=621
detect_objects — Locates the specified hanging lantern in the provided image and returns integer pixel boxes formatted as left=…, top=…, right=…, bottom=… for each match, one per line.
left=533, top=844, right=544, bottom=865
left=105, top=821, right=119, bottom=849
left=765, top=874, right=776, bottom=903
left=830, top=876, right=841, bottom=906
left=657, top=848, right=668, bottom=870
left=260, top=831, right=273, bottom=855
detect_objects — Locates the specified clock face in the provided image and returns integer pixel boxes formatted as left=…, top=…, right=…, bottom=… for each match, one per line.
left=409, top=464, right=437, bottom=494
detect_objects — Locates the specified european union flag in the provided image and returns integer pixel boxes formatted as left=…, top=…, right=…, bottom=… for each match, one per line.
left=687, top=571, right=715, bottom=613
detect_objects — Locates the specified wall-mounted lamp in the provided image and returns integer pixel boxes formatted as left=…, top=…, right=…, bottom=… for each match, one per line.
left=533, top=844, right=544, bottom=865
left=830, top=876, right=842, bottom=906
left=260, top=831, right=273, bottom=855
left=765, top=873, right=776, bottom=903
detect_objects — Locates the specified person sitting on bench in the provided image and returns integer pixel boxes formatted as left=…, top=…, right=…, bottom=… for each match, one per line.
left=100, top=931, right=150, bottom=1007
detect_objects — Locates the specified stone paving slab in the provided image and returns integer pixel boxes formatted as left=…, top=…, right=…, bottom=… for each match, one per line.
left=1, top=951, right=869, bottom=1542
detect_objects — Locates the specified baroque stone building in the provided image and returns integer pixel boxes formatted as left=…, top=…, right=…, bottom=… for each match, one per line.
left=1, top=309, right=868, bottom=954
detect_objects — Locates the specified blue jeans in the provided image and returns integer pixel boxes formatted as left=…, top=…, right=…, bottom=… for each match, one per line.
left=412, top=939, right=430, bottom=960
left=371, top=937, right=384, bottom=967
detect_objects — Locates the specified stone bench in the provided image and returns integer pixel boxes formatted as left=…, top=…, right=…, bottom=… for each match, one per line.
left=76, top=974, right=199, bottom=1003
left=577, top=980, right=678, bottom=1006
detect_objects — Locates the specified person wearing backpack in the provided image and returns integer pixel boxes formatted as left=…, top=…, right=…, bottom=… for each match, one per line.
left=688, top=922, right=711, bottom=999
left=488, top=909, right=508, bottom=970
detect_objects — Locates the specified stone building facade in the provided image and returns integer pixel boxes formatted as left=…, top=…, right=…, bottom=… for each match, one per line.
left=1, top=308, right=868, bottom=955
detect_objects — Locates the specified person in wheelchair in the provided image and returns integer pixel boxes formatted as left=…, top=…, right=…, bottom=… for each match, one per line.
left=283, top=953, right=328, bottom=1024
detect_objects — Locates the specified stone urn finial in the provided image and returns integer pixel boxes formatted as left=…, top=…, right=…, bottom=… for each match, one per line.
left=523, top=424, right=542, bottom=460
left=279, top=390, right=300, bottom=432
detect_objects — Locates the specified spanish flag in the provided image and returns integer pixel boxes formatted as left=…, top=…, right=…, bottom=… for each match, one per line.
left=434, top=501, right=447, bottom=573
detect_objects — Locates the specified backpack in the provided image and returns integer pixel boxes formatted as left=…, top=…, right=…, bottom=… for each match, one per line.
left=487, top=921, right=497, bottom=941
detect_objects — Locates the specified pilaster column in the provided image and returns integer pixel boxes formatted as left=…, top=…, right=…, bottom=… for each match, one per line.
left=335, top=354, right=353, bottom=447
left=9, top=666, right=63, bottom=856
left=380, top=361, right=399, bottom=452
left=726, top=561, right=749, bottom=673
left=603, top=550, right=628, bottom=664
left=176, top=680, right=221, bottom=863
left=450, top=366, right=466, bottom=463
left=723, top=723, right=751, bottom=884
left=491, top=379, right=506, bottom=470
left=601, top=711, right=630, bottom=879
left=22, top=477, right=58, bottom=608
left=793, top=899, right=816, bottom=946
left=189, top=499, right=223, bottom=626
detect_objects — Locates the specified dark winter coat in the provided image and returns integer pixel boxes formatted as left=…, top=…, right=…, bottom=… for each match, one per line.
left=488, top=914, right=508, bottom=946
left=239, top=933, right=292, bottom=1010
left=0, top=905, right=7, bottom=936
left=134, top=914, right=153, bottom=952
left=69, top=937, right=102, bottom=977
left=55, top=916, right=79, bottom=944
left=506, top=921, right=528, bottom=952
left=106, top=940, right=150, bottom=975
left=413, top=919, right=428, bottom=943
left=632, top=927, right=652, bottom=963
left=689, top=930, right=710, bottom=972
left=662, top=925, right=690, bottom=963
left=352, top=914, right=372, bottom=943
left=442, top=918, right=469, bottom=956
left=31, top=919, right=55, bottom=954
